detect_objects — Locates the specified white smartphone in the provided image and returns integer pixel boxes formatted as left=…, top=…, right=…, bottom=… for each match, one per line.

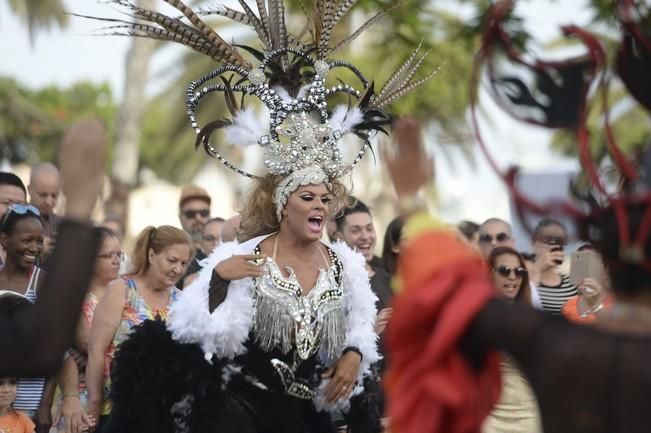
left=569, top=250, right=605, bottom=287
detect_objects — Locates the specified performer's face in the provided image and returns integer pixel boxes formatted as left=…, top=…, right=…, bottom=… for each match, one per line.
left=281, top=183, right=331, bottom=242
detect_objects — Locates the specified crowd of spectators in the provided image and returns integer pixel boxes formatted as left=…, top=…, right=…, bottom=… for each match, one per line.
left=0, top=119, right=616, bottom=433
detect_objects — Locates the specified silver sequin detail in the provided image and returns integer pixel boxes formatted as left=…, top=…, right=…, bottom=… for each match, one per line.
left=253, top=254, right=345, bottom=360
left=270, top=359, right=315, bottom=400
left=248, top=68, right=266, bottom=86
left=274, top=166, right=329, bottom=221
left=264, top=112, right=344, bottom=178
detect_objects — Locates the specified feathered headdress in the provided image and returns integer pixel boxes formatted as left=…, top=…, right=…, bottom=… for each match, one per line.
left=85, top=0, right=440, bottom=193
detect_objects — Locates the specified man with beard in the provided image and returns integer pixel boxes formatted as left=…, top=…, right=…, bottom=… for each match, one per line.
left=177, top=185, right=211, bottom=288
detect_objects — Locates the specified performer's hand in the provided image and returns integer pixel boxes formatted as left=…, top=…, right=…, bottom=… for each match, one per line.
left=321, top=351, right=361, bottom=402
left=383, top=117, right=433, bottom=200
left=215, top=254, right=265, bottom=280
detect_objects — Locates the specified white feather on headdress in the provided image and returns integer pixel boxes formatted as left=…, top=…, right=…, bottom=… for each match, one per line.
left=328, top=105, right=364, bottom=135
left=224, top=106, right=270, bottom=147
left=273, top=86, right=293, bottom=103
left=273, top=85, right=311, bottom=103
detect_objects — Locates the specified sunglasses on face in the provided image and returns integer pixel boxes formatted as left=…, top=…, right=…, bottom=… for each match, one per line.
left=182, top=209, right=210, bottom=219
left=493, top=265, right=527, bottom=278
left=535, top=236, right=567, bottom=247
left=97, top=251, right=125, bottom=260
left=203, top=235, right=219, bottom=242
left=479, top=232, right=510, bottom=244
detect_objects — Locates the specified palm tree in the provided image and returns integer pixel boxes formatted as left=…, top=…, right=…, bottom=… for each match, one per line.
left=5, top=0, right=68, bottom=43
left=104, top=0, right=157, bottom=224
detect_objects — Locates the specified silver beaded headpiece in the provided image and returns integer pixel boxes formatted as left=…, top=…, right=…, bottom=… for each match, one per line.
left=93, top=0, right=440, bottom=189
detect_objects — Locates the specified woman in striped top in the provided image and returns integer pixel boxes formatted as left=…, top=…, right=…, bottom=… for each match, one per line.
left=0, top=204, right=55, bottom=433
left=531, top=219, right=577, bottom=314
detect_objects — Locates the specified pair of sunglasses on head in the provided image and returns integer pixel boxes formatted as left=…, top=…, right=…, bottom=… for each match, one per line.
left=1, top=204, right=40, bottom=226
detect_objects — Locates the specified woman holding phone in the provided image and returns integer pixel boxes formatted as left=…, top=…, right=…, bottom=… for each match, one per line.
left=531, top=219, right=577, bottom=314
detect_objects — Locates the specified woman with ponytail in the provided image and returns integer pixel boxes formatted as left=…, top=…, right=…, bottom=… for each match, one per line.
left=85, top=226, right=192, bottom=431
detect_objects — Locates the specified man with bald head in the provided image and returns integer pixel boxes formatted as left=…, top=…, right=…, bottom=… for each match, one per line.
left=477, top=217, right=515, bottom=260
left=219, top=213, right=242, bottom=243
left=28, top=163, right=62, bottom=257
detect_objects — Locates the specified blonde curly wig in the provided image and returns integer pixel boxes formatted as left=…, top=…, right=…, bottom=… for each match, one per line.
left=237, top=174, right=349, bottom=242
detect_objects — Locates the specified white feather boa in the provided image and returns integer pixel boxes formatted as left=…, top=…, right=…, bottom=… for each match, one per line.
left=166, top=236, right=267, bottom=360
left=167, top=235, right=379, bottom=410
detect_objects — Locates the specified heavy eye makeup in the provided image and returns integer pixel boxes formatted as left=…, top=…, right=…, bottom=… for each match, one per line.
left=299, top=193, right=332, bottom=203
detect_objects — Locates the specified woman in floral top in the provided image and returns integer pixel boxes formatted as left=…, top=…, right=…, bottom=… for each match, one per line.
left=85, top=226, right=193, bottom=431
left=56, top=227, right=122, bottom=433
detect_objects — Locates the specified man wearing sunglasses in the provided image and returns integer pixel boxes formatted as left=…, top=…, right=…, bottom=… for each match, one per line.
left=477, top=218, right=515, bottom=260
left=177, top=185, right=212, bottom=288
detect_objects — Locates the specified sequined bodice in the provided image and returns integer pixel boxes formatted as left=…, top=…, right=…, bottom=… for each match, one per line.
left=252, top=245, right=345, bottom=361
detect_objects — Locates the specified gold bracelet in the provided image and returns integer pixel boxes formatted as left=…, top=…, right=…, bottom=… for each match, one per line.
left=62, top=393, right=80, bottom=399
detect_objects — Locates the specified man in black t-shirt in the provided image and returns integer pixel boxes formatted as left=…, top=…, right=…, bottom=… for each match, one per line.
left=335, top=198, right=392, bottom=431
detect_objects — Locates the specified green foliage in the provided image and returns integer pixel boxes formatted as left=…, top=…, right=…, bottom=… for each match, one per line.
left=0, top=78, right=116, bottom=163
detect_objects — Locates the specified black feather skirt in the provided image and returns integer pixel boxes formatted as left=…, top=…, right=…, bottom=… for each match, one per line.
left=105, top=319, right=250, bottom=433
left=103, top=319, right=337, bottom=433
